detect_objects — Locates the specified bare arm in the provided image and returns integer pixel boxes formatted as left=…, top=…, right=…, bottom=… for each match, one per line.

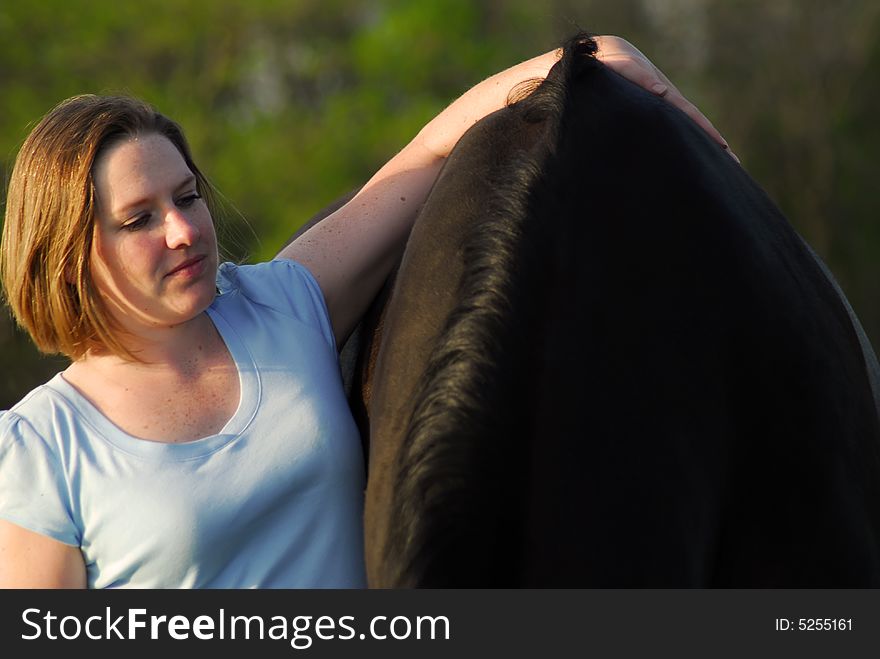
left=277, top=49, right=561, bottom=346
left=0, top=519, right=86, bottom=588
left=277, top=37, right=731, bottom=346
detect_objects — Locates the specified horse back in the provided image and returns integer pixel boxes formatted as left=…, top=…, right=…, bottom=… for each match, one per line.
left=359, top=36, right=880, bottom=586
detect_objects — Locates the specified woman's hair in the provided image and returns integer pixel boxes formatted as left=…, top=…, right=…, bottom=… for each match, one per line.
left=1, top=94, right=217, bottom=361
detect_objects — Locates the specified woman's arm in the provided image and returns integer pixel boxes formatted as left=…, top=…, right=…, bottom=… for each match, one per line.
left=0, top=519, right=86, bottom=588
left=277, top=37, right=731, bottom=346
left=277, top=49, right=561, bottom=346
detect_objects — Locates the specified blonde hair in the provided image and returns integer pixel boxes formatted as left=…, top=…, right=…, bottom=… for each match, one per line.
left=1, top=94, right=217, bottom=360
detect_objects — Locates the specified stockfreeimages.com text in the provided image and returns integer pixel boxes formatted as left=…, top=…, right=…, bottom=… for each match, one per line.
left=21, top=607, right=450, bottom=649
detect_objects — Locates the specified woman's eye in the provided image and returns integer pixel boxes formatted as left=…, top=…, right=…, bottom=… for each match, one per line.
left=177, top=192, right=202, bottom=208
left=122, top=215, right=150, bottom=231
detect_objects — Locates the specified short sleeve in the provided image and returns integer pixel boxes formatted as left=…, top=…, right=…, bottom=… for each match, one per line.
left=0, top=412, right=79, bottom=546
left=217, top=259, right=337, bottom=352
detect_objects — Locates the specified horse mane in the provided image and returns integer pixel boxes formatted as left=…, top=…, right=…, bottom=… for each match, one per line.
left=383, top=35, right=600, bottom=586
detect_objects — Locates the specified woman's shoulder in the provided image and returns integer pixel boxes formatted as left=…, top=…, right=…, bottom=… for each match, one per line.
left=0, top=407, right=45, bottom=452
left=0, top=377, right=80, bottom=549
left=1, top=375, right=77, bottom=446
left=216, top=258, right=319, bottom=294
left=214, top=259, right=335, bottom=348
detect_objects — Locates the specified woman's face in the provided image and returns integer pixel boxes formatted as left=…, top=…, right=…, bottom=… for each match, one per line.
left=90, top=133, right=219, bottom=339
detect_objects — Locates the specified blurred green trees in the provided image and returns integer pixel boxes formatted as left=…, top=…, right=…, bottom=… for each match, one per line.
left=1, top=0, right=878, bottom=408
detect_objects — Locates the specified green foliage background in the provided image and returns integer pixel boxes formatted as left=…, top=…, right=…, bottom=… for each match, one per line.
left=2, top=0, right=878, bottom=408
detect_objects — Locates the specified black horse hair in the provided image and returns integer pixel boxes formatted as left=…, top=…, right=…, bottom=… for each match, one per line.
left=383, top=34, right=600, bottom=586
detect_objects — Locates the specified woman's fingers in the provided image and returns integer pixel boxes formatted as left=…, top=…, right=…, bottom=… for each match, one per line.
left=594, top=36, right=740, bottom=163
left=664, top=86, right=739, bottom=162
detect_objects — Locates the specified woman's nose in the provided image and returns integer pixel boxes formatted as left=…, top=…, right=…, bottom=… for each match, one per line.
left=164, top=208, right=200, bottom=248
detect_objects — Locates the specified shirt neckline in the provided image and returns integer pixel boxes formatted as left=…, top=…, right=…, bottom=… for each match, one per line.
left=48, top=306, right=261, bottom=461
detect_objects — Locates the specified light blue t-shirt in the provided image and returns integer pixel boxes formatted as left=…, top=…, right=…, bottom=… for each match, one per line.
left=0, top=259, right=367, bottom=588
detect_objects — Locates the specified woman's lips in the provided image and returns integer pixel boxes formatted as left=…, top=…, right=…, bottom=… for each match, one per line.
left=166, top=255, right=206, bottom=278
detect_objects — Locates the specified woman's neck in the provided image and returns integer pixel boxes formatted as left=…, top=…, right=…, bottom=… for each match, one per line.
left=78, top=310, right=220, bottom=377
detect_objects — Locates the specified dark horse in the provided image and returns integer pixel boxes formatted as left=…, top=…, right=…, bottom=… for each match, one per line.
left=303, top=36, right=880, bottom=586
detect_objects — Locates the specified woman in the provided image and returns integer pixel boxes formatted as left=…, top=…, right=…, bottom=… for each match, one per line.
left=0, top=36, right=731, bottom=588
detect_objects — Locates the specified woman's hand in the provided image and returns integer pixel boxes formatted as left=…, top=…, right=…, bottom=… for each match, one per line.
left=594, top=35, right=739, bottom=163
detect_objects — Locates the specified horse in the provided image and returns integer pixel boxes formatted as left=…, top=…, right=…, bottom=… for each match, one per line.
left=300, top=35, right=880, bottom=587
